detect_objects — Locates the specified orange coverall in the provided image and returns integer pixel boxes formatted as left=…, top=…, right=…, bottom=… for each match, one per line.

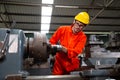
left=49, top=25, right=87, bottom=75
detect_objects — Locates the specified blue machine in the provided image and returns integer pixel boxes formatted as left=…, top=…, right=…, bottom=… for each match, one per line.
left=0, top=28, right=26, bottom=80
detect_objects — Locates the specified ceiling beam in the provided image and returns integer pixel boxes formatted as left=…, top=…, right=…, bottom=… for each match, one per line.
left=1, top=12, right=120, bottom=19
left=0, top=21, right=120, bottom=26
left=0, top=1, right=120, bottom=10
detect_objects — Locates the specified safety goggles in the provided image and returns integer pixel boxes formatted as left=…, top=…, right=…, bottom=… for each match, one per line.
left=75, top=20, right=86, bottom=29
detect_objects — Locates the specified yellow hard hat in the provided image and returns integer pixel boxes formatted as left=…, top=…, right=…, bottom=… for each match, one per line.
left=75, top=12, right=90, bottom=24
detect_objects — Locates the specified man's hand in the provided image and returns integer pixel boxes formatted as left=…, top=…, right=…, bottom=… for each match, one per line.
left=61, top=46, right=67, bottom=53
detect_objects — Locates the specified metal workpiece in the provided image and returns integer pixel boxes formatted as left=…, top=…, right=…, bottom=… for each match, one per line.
left=50, top=45, right=63, bottom=53
left=25, top=75, right=83, bottom=80
left=51, top=45, right=62, bottom=51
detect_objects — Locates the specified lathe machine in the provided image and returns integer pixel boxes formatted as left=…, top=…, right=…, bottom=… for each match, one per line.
left=0, top=28, right=120, bottom=80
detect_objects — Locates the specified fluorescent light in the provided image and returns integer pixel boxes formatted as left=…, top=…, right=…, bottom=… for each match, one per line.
left=41, top=16, right=51, bottom=23
left=41, top=16, right=51, bottom=33
left=55, top=5, right=79, bottom=8
left=41, top=0, right=54, bottom=33
left=41, top=6, right=52, bottom=33
left=41, top=6, right=53, bottom=17
left=41, top=24, right=50, bottom=33
left=42, top=0, right=54, bottom=4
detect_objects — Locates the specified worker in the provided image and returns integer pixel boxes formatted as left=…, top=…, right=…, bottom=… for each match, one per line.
left=49, top=12, right=90, bottom=75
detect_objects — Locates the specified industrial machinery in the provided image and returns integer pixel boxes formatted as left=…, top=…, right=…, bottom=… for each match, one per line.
left=0, top=28, right=83, bottom=80
left=0, top=28, right=26, bottom=80
left=79, top=33, right=120, bottom=80
left=0, top=28, right=120, bottom=80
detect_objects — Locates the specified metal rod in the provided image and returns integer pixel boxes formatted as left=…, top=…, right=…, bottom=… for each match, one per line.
left=3, top=3, right=11, bottom=27
left=25, top=75, right=83, bottom=80
left=89, top=0, right=115, bottom=23
left=90, top=8, right=105, bottom=23
left=106, top=0, right=114, bottom=7
left=0, top=14, right=9, bottom=28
